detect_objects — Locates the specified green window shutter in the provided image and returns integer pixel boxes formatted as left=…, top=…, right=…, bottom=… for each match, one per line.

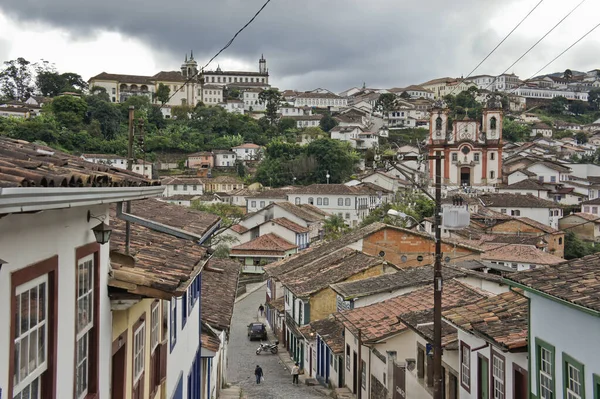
left=304, top=302, right=311, bottom=324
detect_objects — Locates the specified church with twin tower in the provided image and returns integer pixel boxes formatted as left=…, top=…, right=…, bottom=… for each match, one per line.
left=428, top=98, right=503, bottom=187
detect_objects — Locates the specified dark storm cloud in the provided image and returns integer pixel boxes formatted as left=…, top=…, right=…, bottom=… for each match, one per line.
left=0, top=0, right=518, bottom=91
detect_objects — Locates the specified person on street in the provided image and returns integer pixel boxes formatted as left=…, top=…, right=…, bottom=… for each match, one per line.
left=291, top=362, right=300, bottom=385
left=255, top=365, right=264, bottom=384
left=258, top=304, right=264, bottom=317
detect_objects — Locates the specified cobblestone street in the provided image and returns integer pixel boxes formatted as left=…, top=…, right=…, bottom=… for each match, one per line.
left=227, top=286, right=326, bottom=399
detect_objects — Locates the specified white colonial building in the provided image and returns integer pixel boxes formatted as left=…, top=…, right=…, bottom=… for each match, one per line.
left=213, top=150, right=238, bottom=167
left=232, top=143, right=261, bottom=161
left=294, top=90, right=348, bottom=109
left=80, top=153, right=153, bottom=179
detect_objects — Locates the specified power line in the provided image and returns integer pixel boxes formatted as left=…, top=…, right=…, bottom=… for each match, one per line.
left=160, top=0, right=273, bottom=109
left=508, top=20, right=600, bottom=95
left=447, top=0, right=545, bottom=97
left=481, top=0, right=587, bottom=92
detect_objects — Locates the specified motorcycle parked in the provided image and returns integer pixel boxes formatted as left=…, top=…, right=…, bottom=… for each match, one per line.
left=256, top=340, right=279, bottom=355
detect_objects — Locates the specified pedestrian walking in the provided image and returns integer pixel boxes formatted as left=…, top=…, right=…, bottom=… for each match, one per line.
left=258, top=304, right=264, bottom=317
left=291, top=362, right=300, bottom=385
left=255, top=365, right=264, bottom=384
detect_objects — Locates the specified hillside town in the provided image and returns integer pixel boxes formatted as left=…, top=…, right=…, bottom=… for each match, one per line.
left=1, top=1, right=600, bottom=398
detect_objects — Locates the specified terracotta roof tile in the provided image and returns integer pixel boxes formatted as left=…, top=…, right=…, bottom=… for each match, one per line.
left=264, top=223, right=386, bottom=278
left=231, top=224, right=249, bottom=234
left=479, top=193, right=560, bottom=209
left=331, top=265, right=468, bottom=300
left=280, top=250, right=386, bottom=297
left=247, top=186, right=297, bottom=199
left=89, top=72, right=153, bottom=84
left=338, top=280, right=488, bottom=342
left=399, top=309, right=458, bottom=349
left=268, top=297, right=285, bottom=312
left=270, top=218, right=309, bottom=233
left=231, top=233, right=297, bottom=255
left=443, top=290, right=528, bottom=351
left=0, top=137, right=158, bottom=188
left=481, top=244, right=565, bottom=265
left=303, top=315, right=345, bottom=354
left=202, top=258, right=240, bottom=331
left=506, top=253, right=600, bottom=312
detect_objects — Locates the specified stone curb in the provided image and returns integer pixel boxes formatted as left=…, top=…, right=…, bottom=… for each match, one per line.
left=235, top=281, right=267, bottom=304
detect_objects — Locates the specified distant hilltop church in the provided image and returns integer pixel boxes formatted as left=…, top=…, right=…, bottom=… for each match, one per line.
left=88, top=52, right=270, bottom=109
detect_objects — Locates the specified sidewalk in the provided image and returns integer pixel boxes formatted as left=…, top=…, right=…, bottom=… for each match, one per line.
left=260, top=315, right=331, bottom=397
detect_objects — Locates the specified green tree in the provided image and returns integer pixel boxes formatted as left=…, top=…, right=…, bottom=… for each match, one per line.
left=50, top=95, right=88, bottom=129
left=259, top=89, right=282, bottom=125
left=36, top=71, right=66, bottom=97
left=305, top=138, right=360, bottom=184
left=236, top=160, right=247, bottom=178
left=564, top=69, right=573, bottom=81
left=89, top=86, right=111, bottom=102
left=569, top=100, right=588, bottom=116
left=0, top=57, right=35, bottom=100
left=278, top=117, right=297, bottom=133
left=319, top=113, right=338, bottom=132
left=399, top=91, right=411, bottom=99
left=563, top=230, right=600, bottom=259
left=575, top=131, right=588, bottom=144
left=156, top=83, right=170, bottom=105
left=588, top=88, right=600, bottom=110
left=549, top=96, right=568, bottom=114
left=374, top=93, right=398, bottom=115
left=323, top=215, right=349, bottom=240
left=60, top=72, right=87, bottom=92
left=86, top=96, right=121, bottom=139
left=501, top=118, right=530, bottom=142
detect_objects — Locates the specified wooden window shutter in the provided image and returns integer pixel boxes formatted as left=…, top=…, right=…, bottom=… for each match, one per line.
left=159, top=340, right=168, bottom=383
left=303, top=302, right=310, bottom=324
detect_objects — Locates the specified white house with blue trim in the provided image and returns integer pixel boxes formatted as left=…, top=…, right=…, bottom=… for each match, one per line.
left=506, top=253, right=600, bottom=399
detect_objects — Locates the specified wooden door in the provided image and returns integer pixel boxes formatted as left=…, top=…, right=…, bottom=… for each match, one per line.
left=417, top=348, right=425, bottom=379
left=111, top=345, right=126, bottom=399
left=353, top=351, right=358, bottom=394
left=513, top=365, right=528, bottom=399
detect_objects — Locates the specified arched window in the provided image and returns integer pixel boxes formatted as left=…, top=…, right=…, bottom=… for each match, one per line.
left=308, top=197, right=314, bottom=205
left=295, top=197, right=300, bottom=205
left=435, top=116, right=443, bottom=130
left=323, top=198, right=329, bottom=206
left=490, top=116, right=497, bottom=130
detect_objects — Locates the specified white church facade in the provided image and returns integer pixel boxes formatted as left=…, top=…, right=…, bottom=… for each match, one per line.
left=428, top=100, right=503, bottom=188
left=88, top=53, right=270, bottom=108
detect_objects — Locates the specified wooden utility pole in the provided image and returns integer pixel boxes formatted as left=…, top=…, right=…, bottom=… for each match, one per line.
left=126, top=106, right=134, bottom=254
left=357, top=328, right=362, bottom=399
left=433, top=151, right=443, bottom=399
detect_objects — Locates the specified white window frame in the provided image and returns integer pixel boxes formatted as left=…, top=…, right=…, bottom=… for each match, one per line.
left=13, top=275, right=49, bottom=397
left=151, top=302, right=160, bottom=352
left=75, top=254, right=94, bottom=399
left=133, top=322, right=146, bottom=384
left=492, top=354, right=505, bottom=399
left=461, top=344, right=470, bottom=389
left=539, top=347, right=553, bottom=399
left=565, top=362, right=582, bottom=399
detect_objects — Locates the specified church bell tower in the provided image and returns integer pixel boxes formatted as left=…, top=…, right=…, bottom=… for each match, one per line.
left=259, top=54, right=267, bottom=74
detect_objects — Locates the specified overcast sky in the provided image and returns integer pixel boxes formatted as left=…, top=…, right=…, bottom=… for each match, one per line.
left=0, top=0, right=599, bottom=93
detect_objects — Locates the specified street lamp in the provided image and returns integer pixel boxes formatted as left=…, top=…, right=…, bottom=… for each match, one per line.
left=326, top=171, right=330, bottom=184
left=387, top=209, right=428, bottom=232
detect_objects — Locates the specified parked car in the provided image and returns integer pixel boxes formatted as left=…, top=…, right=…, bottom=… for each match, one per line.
left=247, top=322, right=267, bottom=341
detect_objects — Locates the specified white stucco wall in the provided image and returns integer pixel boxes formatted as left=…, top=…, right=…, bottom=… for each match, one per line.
left=163, top=183, right=204, bottom=197
left=0, top=205, right=112, bottom=399
left=166, top=281, right=201, bottom=399
left=458, top=330, right=527, bottom=399
left=528, top=293, right=600, bottom=399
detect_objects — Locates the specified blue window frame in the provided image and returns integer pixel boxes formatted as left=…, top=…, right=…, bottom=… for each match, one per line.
left=182, top=290, right=188, bottom=327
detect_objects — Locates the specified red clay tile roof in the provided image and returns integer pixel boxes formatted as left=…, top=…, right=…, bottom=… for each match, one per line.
left=201, top=321, right=222, bottom=353
left=398, top=309, right=459, bottom=349
left=481, top=244, right=565, bottom=265
left=331, top=265, right=468, bottom=300
left=443, top=290, right=528, bottom=351
left=291, top=184, right=370, bottom=195
left=89, top=72, right=153, bottom=84
left=338, top=280, right=488, bottom=342
left=479, top=193, right=560, bottom=209
left=162, top=177, right=204, bottom=186
left=230, top=224, right=250, bottom=234
left=247, top=186, right=297, bottom=199
left=230, top=233, right=297, bottom=255
left=517, top=217, right=559, bottom=234
left=567, top=212, right=600, bottom=223
left=502, top=179, right=550, bottom=191
left=202, top=258, right=240, bottom=331
left=129, top=199, right=220, bottom=236
left=109, top=213, right=208, bottom=299
left=302, top=315, right=345, bottom=354
left=268, top=296, right=285, bottom=312
left=264, top=223, right=387, bottom=278
left=0, top=137, right=158, bottom=188
left=280, top=250, right=386, bottom=297
left=270, top=218, right=309, bottom=233
left=270, top=201, right=328, bottom=222
left=233, top=143, right=261, bottom=149
left=505, top=253, right=600, bottom=312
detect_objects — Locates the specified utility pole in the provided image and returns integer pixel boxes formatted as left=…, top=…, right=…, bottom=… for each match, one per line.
left=387, top=152, right=444, bottom=399
left=433, top=150, right=443, bottom=399
left=126, top=106, right=135, bottom=254
left=357, top=328, right=362, bottom=399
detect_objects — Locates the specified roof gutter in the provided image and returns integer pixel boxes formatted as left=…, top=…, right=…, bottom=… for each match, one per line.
left=0, top=186, right=164, bottom=214
left=116, top=203, right=207, bottom=243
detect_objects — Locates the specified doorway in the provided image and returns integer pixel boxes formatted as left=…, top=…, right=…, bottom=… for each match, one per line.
left=111, top=341, right=127, bottom=399
left=513, top=365, right=528, bottom=399
left=478, top=356, right=489, bottom=399
left=353, top=351, right=358, bottom=394
left=338, top=357, right=344, bottom=388
left=460, top=167, right=471, bottom=186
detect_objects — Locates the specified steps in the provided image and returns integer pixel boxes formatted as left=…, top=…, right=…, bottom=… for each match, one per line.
left=218, top=386, right=241, bottom=399
left=334, top=387, right=355, bottom=399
